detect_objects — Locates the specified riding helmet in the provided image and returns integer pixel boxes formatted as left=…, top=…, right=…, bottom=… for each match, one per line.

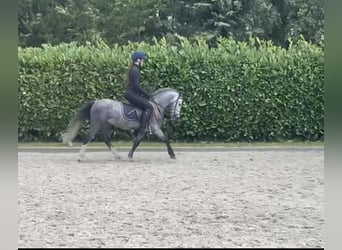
left=131, top=50, right=146, bottom=62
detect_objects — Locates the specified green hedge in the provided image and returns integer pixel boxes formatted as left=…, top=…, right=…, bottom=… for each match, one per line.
left=18, top=37, right=324, bottom=142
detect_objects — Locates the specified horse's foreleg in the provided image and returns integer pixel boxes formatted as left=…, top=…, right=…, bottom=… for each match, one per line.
left=154, top=129, right=176, bottom=159
left=128, top=132, right=144, bottom=159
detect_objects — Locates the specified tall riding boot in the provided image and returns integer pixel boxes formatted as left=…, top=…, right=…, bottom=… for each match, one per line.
left=139, top=109, right=152, bottom=134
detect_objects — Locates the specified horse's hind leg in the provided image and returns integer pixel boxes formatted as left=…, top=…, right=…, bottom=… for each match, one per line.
left=128, top=132, right=144, bottom=159
left=78, top=122, right=100, bottom=161
left=101, top=124, right=120, bottom=159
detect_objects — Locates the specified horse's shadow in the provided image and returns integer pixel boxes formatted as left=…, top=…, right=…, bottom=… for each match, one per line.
left=76, top=152, right=179, bottom=164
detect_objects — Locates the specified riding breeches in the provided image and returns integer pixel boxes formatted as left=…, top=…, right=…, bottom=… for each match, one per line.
left=124, top=91, right=153, bottom=111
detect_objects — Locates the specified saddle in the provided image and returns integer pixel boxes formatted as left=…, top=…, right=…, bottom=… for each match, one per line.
left=121, top=101, right=140, bottom=121
left=121, top=100, right=159, bottom=122
left=121, top=99, right=158, bottom=121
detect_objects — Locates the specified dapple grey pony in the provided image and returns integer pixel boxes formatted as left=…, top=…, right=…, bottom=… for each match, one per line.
left=63, top=88, right=183, bottom=160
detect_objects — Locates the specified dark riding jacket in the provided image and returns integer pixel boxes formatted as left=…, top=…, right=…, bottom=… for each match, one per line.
left=124, top=64, right=152, bottom=111
left=126, top=64, right=150, bottom=99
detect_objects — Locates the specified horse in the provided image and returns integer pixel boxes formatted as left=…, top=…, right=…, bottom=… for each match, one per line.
left=62, top=88, right=183, bottom=160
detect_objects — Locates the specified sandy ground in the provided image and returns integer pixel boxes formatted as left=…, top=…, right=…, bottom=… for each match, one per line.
left=18, top=148, right=324, bottom=248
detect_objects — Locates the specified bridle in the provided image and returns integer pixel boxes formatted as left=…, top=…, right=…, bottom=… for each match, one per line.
left=170, top=93, right=182, bottom=119
left=151, top=92, right=182, bottom=119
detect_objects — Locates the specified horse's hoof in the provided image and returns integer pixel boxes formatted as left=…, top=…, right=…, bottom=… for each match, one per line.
left=170, top=155, right=176, bottom=159
left=114, top=155, right=121, bottom=160
left=78, top=155, right=87, bottom=162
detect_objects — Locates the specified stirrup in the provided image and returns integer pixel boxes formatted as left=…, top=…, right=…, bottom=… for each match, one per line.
left=142, top=125, right=152, bottom=135
left=139, top=124, right=152, bottom=135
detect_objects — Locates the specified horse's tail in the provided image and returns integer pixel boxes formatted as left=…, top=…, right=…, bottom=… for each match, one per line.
left=62, top=100, right=95, bottom=146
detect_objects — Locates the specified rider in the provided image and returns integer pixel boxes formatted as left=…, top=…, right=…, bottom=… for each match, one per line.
left=124, top=50, right=153, bottom=134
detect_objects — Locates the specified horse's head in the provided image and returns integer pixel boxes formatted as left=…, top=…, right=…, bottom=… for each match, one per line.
left=170, top=93, right=182, bottom=120
left=152, top=88, right=183, bottom=120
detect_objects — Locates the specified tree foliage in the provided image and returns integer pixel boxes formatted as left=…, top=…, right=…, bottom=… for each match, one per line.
left=18, top=0, right=324, bottom=48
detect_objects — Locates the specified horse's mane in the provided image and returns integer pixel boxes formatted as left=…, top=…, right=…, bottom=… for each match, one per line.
left=152, top=87, right=177, bottom=96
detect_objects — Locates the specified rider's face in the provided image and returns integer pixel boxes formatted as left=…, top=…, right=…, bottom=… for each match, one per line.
left=134, top=58, right=144, bottom=67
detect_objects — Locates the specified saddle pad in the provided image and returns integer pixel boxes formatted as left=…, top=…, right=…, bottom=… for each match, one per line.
left=122, top=103, right=140, bottom=121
